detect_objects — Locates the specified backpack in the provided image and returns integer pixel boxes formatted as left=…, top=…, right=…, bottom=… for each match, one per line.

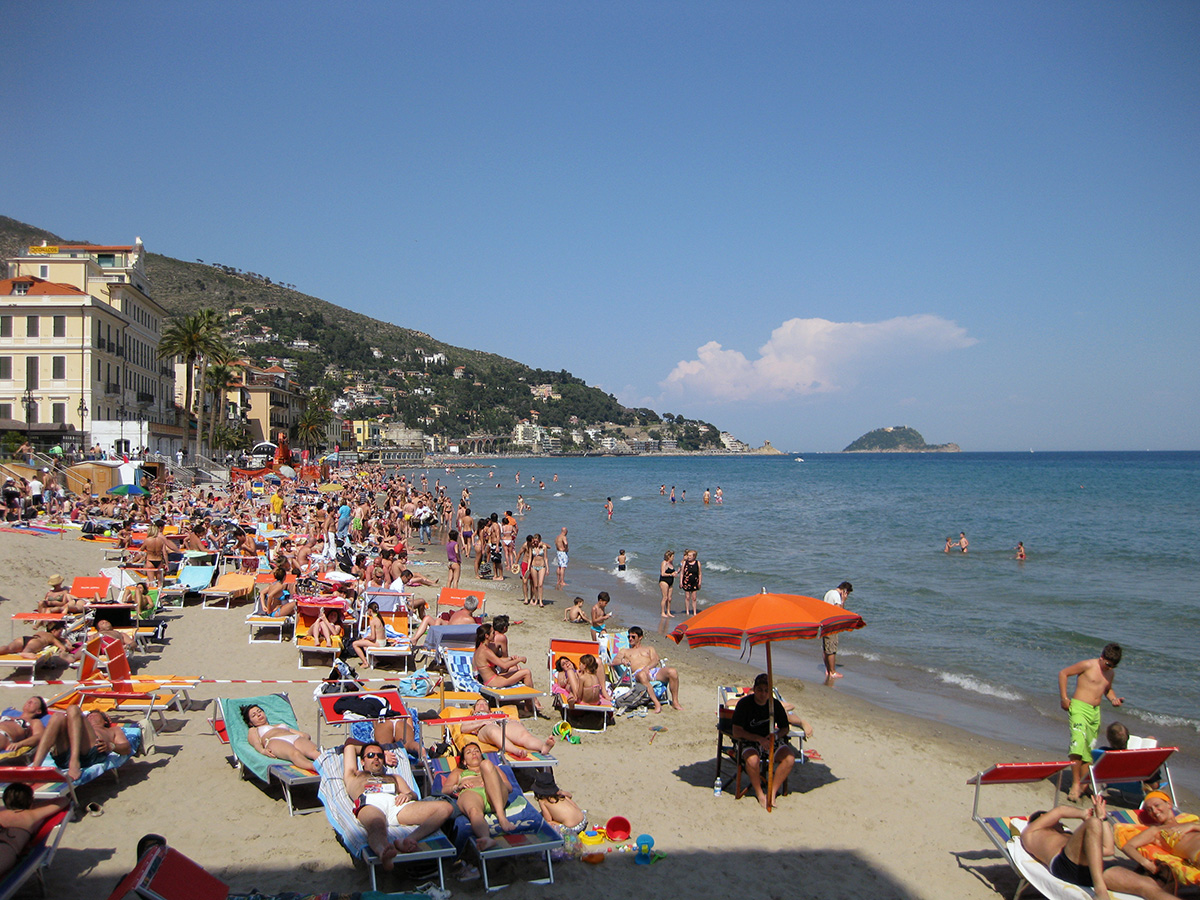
left=314, top=658, right=363, bottom=700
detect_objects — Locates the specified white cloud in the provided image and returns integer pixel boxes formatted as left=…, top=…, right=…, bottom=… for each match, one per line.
left=661, top=315, right=977, bottom=402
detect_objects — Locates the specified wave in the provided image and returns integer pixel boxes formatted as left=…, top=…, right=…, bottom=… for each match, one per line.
left=705, top=561, right=732, bottom=573
left=619, top=496, right=632, bottom=502
left=553, top=492, right=564, bottom=497
left=612, top=567, right=652, bottom=592
left=1124, top=709, right=1200, bottom=734
left=935, top=671, right=1023, bottom=701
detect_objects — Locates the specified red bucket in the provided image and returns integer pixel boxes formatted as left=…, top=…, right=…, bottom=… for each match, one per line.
left=605, top=816, right=631, bottom=842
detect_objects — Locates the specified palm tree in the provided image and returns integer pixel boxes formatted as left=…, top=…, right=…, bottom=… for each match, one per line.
left=294, top=391, right=332, bottom=457
left=158, top=309, right=223, bottom=459
left=203, top=347, right=239, bottom=449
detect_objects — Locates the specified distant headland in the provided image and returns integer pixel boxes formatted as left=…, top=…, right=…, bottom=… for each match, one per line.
left=843, top=426, right=960, bottom=453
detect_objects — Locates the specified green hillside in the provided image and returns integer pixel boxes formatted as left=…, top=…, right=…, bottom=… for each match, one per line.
left=843, top=426, right=959, bottom=452
left=1, top=215, right=723, bottom=446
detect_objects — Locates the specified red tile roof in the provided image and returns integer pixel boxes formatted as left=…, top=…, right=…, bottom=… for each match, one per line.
left=1, top=276, right=88, bottom=296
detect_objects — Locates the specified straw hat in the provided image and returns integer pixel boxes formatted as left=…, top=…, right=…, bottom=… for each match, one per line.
left=47, top=574, right=64, bottom=587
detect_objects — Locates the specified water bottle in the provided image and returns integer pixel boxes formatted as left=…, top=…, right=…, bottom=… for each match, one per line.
left=713, top=777, right=723, bottom=797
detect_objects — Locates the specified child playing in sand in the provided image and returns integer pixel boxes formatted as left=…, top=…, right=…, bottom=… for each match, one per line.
left=532, top=770, right=586, bottom=835
left=564, top=597, right=588, bottom=623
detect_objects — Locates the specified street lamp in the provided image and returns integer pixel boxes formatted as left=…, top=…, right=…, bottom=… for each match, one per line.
left=20, top=387, right=34, bottom=443
left=77, top=398, right=88, bottom=444
left=118, top=405, right=126, bottom=456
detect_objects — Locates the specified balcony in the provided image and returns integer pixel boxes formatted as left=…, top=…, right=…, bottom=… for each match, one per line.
left=104, top=383, right=121, bottom=395
left=137, top=391, right=154, bottom=403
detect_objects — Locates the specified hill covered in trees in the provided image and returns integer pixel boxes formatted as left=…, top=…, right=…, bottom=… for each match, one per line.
left=843, top=426, right=959, bottom=452
left=1, top=215, right=725, bottom=448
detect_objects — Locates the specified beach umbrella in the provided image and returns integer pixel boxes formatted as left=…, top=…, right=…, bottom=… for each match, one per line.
left=278, top=465, right=296, bottom=479
left=669, top=589, right=865, bottom=810
left=107, top=483, right=147, bottom=496
left=317, top=483, right=342, bottom=493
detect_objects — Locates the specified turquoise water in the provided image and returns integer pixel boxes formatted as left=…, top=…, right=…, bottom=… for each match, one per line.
left=439, top=452, right=1200, bottom=790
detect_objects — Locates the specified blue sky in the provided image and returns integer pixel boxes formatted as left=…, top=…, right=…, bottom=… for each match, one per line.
left=5, top=2, right=1198, bottom=451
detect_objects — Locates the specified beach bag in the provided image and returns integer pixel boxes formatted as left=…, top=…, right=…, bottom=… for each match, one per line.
left=315, top=658, right=363, bottom=700
left=478, top=560, right=493, bottom=579
left=398, top=669, right=433, bottom=698
left=613, top=683, right=654, bottom=711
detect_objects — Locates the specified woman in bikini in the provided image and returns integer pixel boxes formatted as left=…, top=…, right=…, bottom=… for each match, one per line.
left=352, top=601, right=387, bottom=667
left=308, top=606, right=343, bottom=648
left=0, top=624, right=74, bottom=664
left=446, top=529, right=462, bottom=589
left=528, top=534, right=548, bottom=607
left=458, top=698, right=555, bottom=758
left=241, top=704, right=320, bottom=771
left=0, top=784, right=69, bottom=877
left=38, top=575, right=82, bottom=614
left=440, top=742, right=518, bottom=851
left=0, top=697, right=48, bottom=752
left=659, top=550, right=677, bottom=618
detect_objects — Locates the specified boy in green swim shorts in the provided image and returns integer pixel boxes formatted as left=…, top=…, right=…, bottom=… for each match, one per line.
left=1058, top=643, right=1124, bottom=803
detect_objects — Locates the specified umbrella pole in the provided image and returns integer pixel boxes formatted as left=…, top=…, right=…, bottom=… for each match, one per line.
left=766, top=644, right=774, bottom=813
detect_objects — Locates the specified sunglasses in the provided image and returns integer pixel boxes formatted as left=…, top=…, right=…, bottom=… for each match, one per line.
left=363, top=751, right=384, bottom=759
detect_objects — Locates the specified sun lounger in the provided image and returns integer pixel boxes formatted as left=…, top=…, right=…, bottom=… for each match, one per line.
left=364, top=603, right=414, bottom=671
left=0, top=768, right=75, bottom=899
left=1087, top=746, right=1178, bottom=806
left=158, top=565, right=215, bottom=608
left=70, top=575, right=112, bottom=604
left=428, top=753, right=563, bottom=891
left=199, top=572, right=256, bottom=610
left=547, top=639, right=614, bottom=733
left=245, top=578, right=294, bottom=644
left=103, top=840, right=229, bottom=900
left=444, top=650, right=543, bottom=710
left=966, top=760, right=1148, bottom=900
left=315, top=689, right=408, bottom=747
left=433, top=706, right=557, bottom=769
left=437, top=587, right=486, bottom=617
left=294, top=601, right=346, bottom=669
left=314, top=745, right=456, bottom=890
left=218, top=694, right=321, bottom=816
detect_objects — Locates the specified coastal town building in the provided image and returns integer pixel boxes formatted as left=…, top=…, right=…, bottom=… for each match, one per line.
left=2, top=239, right=182, bottom=456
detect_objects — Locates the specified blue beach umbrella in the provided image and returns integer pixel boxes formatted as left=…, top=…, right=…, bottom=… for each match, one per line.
left=107, top=483, right=147, bottom=496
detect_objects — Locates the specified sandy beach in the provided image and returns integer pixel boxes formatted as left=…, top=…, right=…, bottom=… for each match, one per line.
left=0, top=527, right=1187, bottom=900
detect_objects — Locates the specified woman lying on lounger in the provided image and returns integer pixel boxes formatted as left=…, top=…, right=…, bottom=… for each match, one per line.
left=0, top=697, right=48, bottom=752
left=0, top=784, right=70, bottom=877
left=440, top=742, right=518, bottom=851
left=242, top=705, right=320, bottom=771
left=458, top=698, right=555, bottom=758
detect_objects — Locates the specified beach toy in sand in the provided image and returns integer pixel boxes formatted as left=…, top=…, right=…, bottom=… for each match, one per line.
left=553, top=721, right=581, bottom=744
left=634, top=834, right=655, bottom=865
left=582, top=852, right=606, bottom=864
left=605, top=816, right=631, bottom=842
left=648, top=724, right=667, bottom=744
left=579, top=828, right=607, bottom=847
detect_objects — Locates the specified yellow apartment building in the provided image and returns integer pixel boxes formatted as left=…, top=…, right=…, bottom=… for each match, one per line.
left=2, top=238, right=182, bottom=455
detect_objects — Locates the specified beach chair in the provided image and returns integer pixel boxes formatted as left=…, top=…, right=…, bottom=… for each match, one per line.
left=363, top=600, right=414, bottom=671
left=158, top=565, right=215, bottom=608
left=1087, top=746, right=1178, bottom=806
left=103, top=841, right=229, bottom=900
left=0, top=648, right=48, bottom=682
left=295, top=601, right=345, bottom=669
left=199, top=572, right=256, bottom=610
left=314, top=745, right=456, bottom=890
left=444, top=650, right=543, bottom=710
left=547, top=638, right=614, bottom=733
left=70, top=575, right=112, bottom=604
left=218, top=694, right=321, bottom=816
left=428, top=753, right=563, bottom=891
left=437, top=587, right=486, bottom=618
left=434, top=705, right=557, bottom=769
left=0, top=768, right=75, bottom=899
left=964, top=760, right=1145, bottom=900
left=245, top=573, right=297, bottom=644
left=715, top=685, right=803, bottom=800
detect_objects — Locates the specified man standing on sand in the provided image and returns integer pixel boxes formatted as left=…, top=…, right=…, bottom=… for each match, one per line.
left=1059, top=642, right=1124, bottom=802
left=822, top=581, right=853, bottom=679
left=554, top=527, right=568, bottom=589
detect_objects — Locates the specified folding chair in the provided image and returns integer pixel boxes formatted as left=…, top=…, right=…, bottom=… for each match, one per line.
left=0, top=769, right=75, bottom=899
left=547, top=638, right=614, bottom=732
left=158, top=565, right=216, bottom=608
left=444, top=650, right=543, bottom=710
left=715, top=685, right=802, bottom=800
left=199, top=572, right=256, bottom=610
left=437, top=587, right=486, bottom=618
left=294, top=601, right=345, bottom=669
left=363, top=598, right=414, bottom=671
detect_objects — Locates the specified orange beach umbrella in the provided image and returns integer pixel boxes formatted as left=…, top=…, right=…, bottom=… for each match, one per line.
left=669, top=589, right=865, bottom=810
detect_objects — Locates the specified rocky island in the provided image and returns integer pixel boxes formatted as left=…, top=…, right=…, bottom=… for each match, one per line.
left=843, top=426, right=960, bottom=453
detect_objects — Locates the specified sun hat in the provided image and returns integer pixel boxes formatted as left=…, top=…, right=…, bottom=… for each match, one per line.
left=47, top=574, right=63, bottom=587
left=531, top=770, right=560, bottom=796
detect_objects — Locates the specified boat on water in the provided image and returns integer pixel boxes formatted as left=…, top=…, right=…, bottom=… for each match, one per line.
left=794, top=456, right=804, bottom=462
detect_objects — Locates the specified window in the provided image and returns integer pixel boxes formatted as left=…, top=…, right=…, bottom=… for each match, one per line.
left=25, top=357, right=38, bottom=389
left=52, top=357, right=66, bottom=380
left=0, top=358, right=9, bottom=380
left=12, top=282, right=28, bottom=296
left=53, top=316, right=66, bottom=337
left=0, top=316, right=10, bottom=338
left=39, top=265, right=48, bottom=278
left=52, top=403, right=66, bottom=424
left=95, top=360, right=101, bottom=382
left=26, top=316, right=39, bottom=338
left=0, top=404, right=10, bottom=419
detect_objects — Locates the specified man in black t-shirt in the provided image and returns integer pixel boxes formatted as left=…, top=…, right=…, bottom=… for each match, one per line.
left=731, top=672, right=796, bottom=808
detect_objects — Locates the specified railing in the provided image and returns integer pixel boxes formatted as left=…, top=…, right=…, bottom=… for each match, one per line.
left=104, top=383, right=121, bottom=395
left=137, top=392, right=154, bottom=403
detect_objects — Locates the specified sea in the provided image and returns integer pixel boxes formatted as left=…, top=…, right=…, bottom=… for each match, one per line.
left=429, top=451, right=1200, bottom=795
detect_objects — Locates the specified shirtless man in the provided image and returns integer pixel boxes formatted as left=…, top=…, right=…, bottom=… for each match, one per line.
left=554, top=527, right=568, bottom=589
left=612, top=626, right=683, bottom=713
left=1020, top=795, right=1173, bottom=900
left=958, top=531, right=969, bottom=553
left=32, top=706, right=131, bottom=781
left=1060, top=642, right=1124, bottom=802
left=448, top=594, right=480, bottom=625
left=342, top=742, right=453, bottom=868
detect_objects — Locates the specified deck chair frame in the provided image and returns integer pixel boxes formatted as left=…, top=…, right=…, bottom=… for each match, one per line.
left=547, top=638, right=614, bottom=732
left=444, top=650, right=542, bottom=709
